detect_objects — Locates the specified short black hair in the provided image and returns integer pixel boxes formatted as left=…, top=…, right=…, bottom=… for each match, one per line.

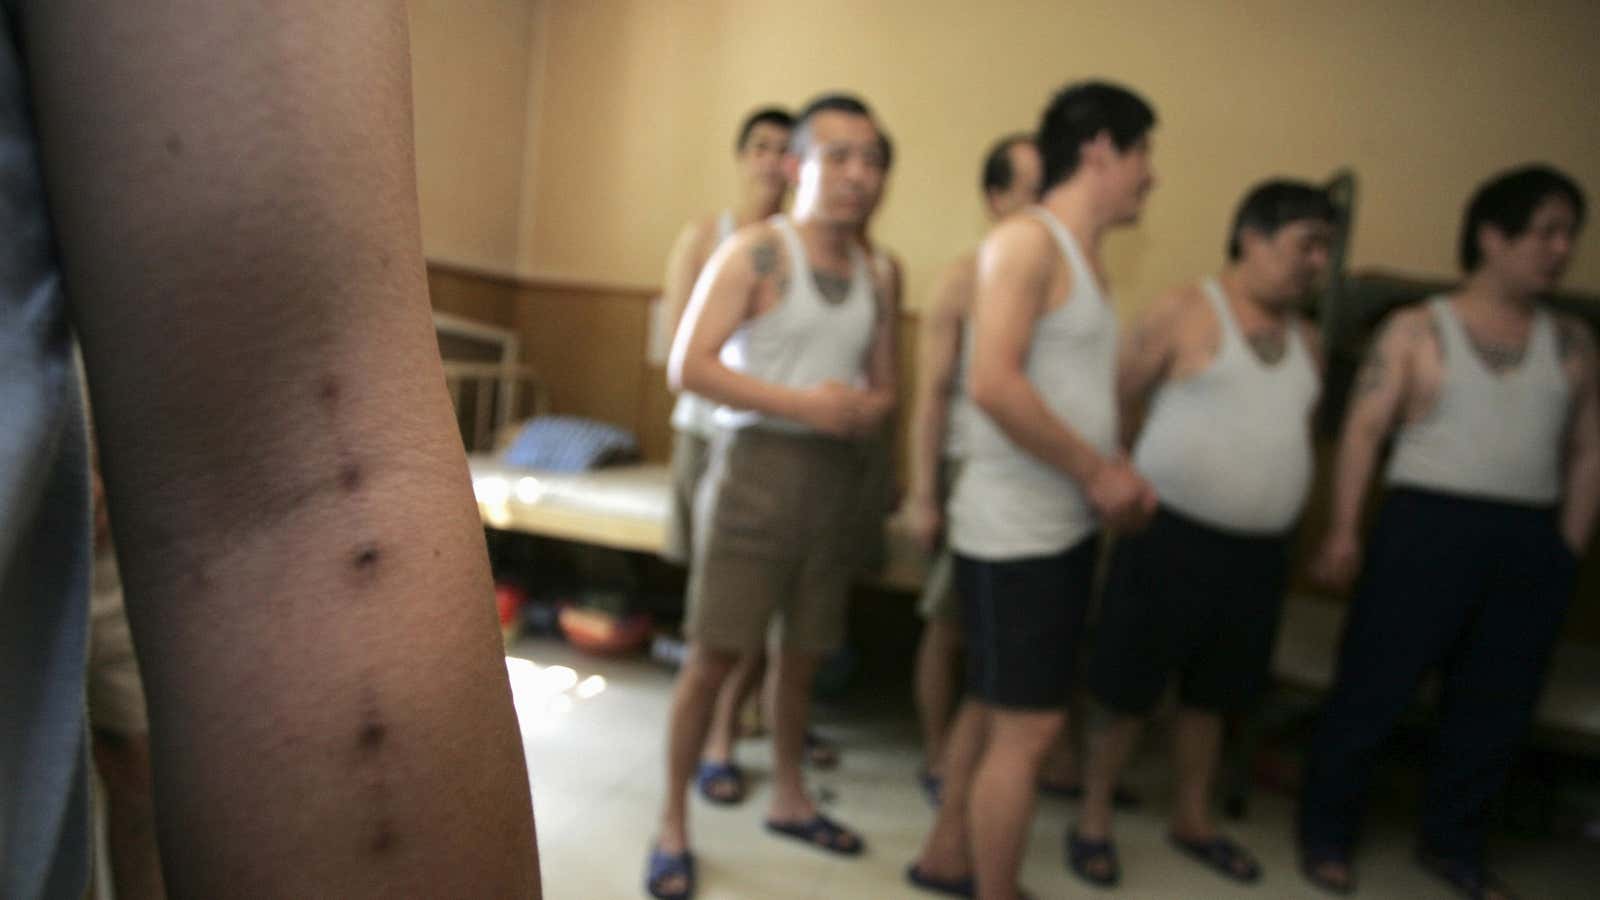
left=734, top=106, right=794, bottom=153
left=878, top=128, right=894, bottom=171
left=982, top=133, right=1034, bottom=195
left=1226, top=180, right=1339, bottom=260
left=790, top=93, right=875, bottom=159
left=1036, top=81, right=1156, bottom=193
left=1458, top=164, right=1587, bottom=272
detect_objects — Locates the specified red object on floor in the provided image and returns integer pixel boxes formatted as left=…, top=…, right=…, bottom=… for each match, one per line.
left=495, top=583, right=528, bottom=643
left=559, top=606, right=653, bottom=656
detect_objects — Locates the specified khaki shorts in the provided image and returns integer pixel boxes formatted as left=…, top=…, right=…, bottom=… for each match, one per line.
left=88, top=549, right=149, bottom=737
left=687, top=427, right=863, bottom=654
left=916, top=458, right=964, bottom=622
left=661, top=429, right=711, bottom=565
left=849, top=427, right=896, bottom=575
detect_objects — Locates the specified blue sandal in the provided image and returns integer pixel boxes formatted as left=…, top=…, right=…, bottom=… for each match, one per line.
left=644, top=846, right=695, bottom=900
left=906, top=863, right=973, bottom=897
left=764, top=813, right=865, bottom=856
left=1415, top=848, right=1517, bottom=900
left=1169, top=832, right=1261, bottom=883
left=1067, top=829, right=1121, bottom=887
left=695, top=760, right=746, bottom=805
left=1300, top=844, right=1355, bottom=895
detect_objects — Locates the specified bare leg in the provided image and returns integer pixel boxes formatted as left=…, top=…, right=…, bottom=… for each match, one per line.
left=1078, top=715, right=1144, bottom=840
left=657, top=646, right=738, bottom=857
left=1170, top=708, right=1224, bottom=841
left=93, top=730, right=167, bottom=900
left=911, top=700, right=988, bottom=881
left=767, top=649, right=825, bottom=823
left=702, top=651, right=764, bottom=771
left=970, top=709, right=1064, bottom=900
left=1038, top=732, right=1081, bottom=789
left=914, top=619, right=964, bottom=776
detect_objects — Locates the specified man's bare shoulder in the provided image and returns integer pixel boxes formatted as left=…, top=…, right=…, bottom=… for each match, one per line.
left=1376, top=304, right=1435, bottom=346
left=1144, top=281, right=1208, bottom=324
left=979, top=214, right=1056, bottom=270
left=713, top=220, right=787, bottom=281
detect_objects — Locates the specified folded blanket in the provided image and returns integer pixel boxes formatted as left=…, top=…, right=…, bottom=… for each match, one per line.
left=502, top=416, right=640, bottom=472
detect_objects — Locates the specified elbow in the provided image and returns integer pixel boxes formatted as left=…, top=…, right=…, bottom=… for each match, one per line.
left=969, top=366, right=1010, bottom=419
left=677, top=354, right=714, bottom=396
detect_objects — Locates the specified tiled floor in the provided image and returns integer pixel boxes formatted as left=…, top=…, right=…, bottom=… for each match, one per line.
left=508, top=636, right=1599, bottom=899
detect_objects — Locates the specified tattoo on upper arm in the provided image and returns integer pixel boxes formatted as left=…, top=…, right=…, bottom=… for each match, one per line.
left=751, top=240, right=778, bottom=279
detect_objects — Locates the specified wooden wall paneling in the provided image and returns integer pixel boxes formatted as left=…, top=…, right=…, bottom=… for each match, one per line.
left=426, top=265, right=519, bottom=328
left=510, top=282, right=653, bottom=441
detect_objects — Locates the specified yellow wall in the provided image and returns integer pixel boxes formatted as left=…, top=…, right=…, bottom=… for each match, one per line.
left=408, top=0, right=538, bottom=271
left=495, top=0, right=1600, bottom=311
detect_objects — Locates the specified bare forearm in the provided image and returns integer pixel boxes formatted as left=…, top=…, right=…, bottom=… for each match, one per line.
left=976, top=374, right=1105, bottom=485
left=682, top=354, right=807, bottom=423
left=1329, top=425, right=1384, bottom=536
left=908, top=387, right=950, bottom=502
left=1563, top=451, right=1600, bottom=550
left=21, top=2, right=538, bottom=895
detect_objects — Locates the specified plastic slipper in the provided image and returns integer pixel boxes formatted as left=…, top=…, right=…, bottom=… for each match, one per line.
left=1416, top=848, right=1518, bottom=900
left=905, top=863, right=974, bottom=897
left=1066, top=829, right=1121, bottom=887
left=695, top=760, right=745, bottom=806
left=644, top=846, right=695, bottom=900
left=1299, top=844, right=1355, bottom=895
left=1169, top=832, right=1262, bottom=883
left=764, top=813, right=865, bottom=856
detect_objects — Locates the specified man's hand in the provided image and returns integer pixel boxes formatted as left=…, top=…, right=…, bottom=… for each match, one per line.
left=1312, top=529, right=1363, bottom=592
left=1087, top=456, right=1157, bottom=532
left=897, top=493, right=944, bottom=554
left=795, top=380, right=873, bottom=438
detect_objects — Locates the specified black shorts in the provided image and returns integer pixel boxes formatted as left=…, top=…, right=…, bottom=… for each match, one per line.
left=956, top=536, right=1099, bottom=711
left=1088, top=506, right=1289, bottom=716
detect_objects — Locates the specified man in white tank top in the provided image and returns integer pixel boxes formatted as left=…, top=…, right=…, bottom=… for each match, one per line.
left=908, top=82, right=1159, bottom=900
left=693, top=118, right=895, bottom=805
left=661, top=106, right=794, bottom=566
left=1300, top=166, right=1595, bottom=900
left=899, top=134, right=1041, bottom=802
left=1068, top=181, right=1336, bottom=889
left=648, top=95, right=897, bottom=900
left=657, top=106, right=795, bottom=811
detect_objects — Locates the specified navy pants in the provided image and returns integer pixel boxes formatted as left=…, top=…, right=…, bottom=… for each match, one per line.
left=1299, top=489, right=1576, bottom=865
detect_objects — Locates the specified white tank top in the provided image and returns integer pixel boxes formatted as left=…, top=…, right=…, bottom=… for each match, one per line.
left=713, top=216, right=877, bottom=433
left=948, top=207, right=1119, bottom=559
left=944, top=322, right=971, bottom=460
left=1133, top=278, right=1320, bottom=533
left=670, top=210, right=739, bottom=437
left=1386, top=296, right=1570, bottom=505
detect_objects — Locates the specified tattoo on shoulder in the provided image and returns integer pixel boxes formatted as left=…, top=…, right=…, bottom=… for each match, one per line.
left=751, top=240, right=778, bottom=278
